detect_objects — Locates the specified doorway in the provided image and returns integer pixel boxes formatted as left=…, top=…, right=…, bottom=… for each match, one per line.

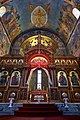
left=28, top=68, right=48, bottom=91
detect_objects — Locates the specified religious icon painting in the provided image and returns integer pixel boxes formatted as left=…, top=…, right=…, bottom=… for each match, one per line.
left=57, top=71, right=68, bottom=87
left=0, top=71, right=8, bottom=86
left=69, top=71, right=79, bottom=86
left=31, top=6, right=48, bottom=27
left=10, top=71, right=21, bottom=86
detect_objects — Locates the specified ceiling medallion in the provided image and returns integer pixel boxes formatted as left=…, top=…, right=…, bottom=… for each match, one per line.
left=31, top=6, right=48, bottom=27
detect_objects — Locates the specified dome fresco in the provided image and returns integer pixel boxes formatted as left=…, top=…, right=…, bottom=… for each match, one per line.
left=0, top=0, right=80, bottom=57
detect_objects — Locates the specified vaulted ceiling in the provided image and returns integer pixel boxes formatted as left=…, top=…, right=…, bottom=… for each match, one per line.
left=0, top=0, right=80, bottom=57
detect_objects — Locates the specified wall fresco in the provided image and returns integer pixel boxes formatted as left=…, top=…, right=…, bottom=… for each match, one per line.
left=2, top=5, right=22, bottom=41
left=0, top=0, right=79, bottom=57
left=0, top=22, right=10, bottom=56
left=68, top=19, right=80, bottom=57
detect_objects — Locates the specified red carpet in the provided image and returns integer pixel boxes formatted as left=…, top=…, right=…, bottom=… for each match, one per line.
left=0, top=116, right=80, bottom=120
left=14, top=103, right=63, bottom=117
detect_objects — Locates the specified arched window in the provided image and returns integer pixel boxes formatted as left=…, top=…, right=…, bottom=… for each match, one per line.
left=72, top=8, right=80, bottom=19
left=0, top=6, right=6, bottom=17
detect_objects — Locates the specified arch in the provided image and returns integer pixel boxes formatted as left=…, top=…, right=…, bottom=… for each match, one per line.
left=9, top=29, right=68, bottom=56
left=24, top=49, right=54, bottom=66
left=29, top=54, right=49, bottom=63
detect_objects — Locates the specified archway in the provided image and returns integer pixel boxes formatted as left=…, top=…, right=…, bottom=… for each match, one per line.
left=25, top=55, right=52, bottom=102
left=28, top=68, right=49, bottom=91
left=27, top=55, right=52, bottom=89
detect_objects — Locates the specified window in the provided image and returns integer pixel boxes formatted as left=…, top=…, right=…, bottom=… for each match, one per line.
left=0, top=6, right=6, bottom=17
left=37, top=69, right=42, bottom=89
left=72, top=8, right=80, bottom=19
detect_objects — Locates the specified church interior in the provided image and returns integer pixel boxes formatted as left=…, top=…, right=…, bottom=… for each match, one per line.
left=0, top=0, right=80, bottom=117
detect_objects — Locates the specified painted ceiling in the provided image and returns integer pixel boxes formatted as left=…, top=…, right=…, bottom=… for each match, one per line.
left=0, top=0, right=80, bottom=57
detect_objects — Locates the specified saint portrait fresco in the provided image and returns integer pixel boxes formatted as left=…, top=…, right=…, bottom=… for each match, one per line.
left=10, top=71, right=20, bottom=86
left=57, top=71, right=67, bottom=86
left=69, top=71, right=79, bottom=86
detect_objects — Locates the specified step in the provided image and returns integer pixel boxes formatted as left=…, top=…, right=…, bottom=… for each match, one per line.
left=18, top=107, right=58, bottom=111
left=19, top=105, right=58, bottom=108
left=15, top=110, right=60, bottom=113
left=14, top=103, right=63, bottom=117
left=23, top=104, right=58, bottom=108
left=15, top=111, right=62, bottom=117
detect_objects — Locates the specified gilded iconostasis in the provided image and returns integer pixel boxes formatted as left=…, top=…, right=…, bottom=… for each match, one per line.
left=0, top=0, right=80, bottom=102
